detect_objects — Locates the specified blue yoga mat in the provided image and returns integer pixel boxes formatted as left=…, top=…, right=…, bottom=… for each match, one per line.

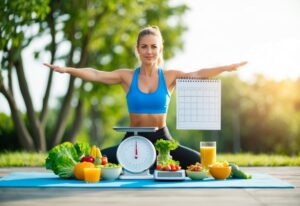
left=0, top=172, right=294, bottom=188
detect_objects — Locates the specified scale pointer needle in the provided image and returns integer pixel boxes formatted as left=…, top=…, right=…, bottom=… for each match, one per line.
left=135, top=140, right=138, bottom=159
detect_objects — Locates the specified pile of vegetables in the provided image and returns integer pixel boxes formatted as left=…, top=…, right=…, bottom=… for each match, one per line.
left=154, top=139, right=181, bottom=171
left=45, top=142, right=108, bottom=179
left=45, top=142, right=90, bottom=178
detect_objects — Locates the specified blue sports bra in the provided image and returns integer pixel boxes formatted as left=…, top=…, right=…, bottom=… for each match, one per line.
left=126, top=67, right=170, bottom=114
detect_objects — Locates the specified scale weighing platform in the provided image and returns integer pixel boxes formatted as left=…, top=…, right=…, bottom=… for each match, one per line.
left=114, top=127, right=186, bottom=181
left=154, top=170, right=186, bottom=181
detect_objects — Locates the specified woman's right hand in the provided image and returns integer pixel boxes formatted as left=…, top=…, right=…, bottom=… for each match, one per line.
left=43, top=63, right=67, bottom=73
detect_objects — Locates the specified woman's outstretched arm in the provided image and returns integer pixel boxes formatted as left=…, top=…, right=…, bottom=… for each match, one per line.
left=43, top=63, right=130, bottom=85
left=165, top=61, right=248, bottom=93
left=179, top=61, right=248, bottom=79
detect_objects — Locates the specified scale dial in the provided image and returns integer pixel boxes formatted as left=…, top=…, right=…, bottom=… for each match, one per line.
left=117, top=136, right=156, bottom=173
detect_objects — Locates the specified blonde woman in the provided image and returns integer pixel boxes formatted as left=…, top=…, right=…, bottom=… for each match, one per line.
left=44, top=26, right=247, bottom=169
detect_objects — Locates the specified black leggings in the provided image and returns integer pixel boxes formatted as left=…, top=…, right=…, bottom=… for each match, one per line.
left=101, top=127, right=200, bottom=170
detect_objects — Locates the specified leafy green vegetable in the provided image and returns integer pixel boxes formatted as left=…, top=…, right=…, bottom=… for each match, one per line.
left=74, top=142, right=90, bottom=160
left=45, top=142, right=76, bottom=170
left=45, top=142, right=90, bottom=178
left=155, top=139, right=179, bottom=155
left=155, top=139, right=179, bottom=165
left=51, top=155, right=76, bottom=178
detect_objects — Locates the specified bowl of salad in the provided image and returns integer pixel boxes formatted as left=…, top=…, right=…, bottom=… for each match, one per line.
left=186, top=163, right=209, bottom=180
left=98, top=163, right=122, bottom=180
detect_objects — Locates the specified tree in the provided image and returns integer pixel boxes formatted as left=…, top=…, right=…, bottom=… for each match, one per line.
left=0, top=0, right=50, bottom=151
left=0, top=0, right=188, bottom=151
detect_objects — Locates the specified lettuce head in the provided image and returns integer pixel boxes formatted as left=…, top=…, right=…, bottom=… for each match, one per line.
left=45, top=142, right=90, bottom=178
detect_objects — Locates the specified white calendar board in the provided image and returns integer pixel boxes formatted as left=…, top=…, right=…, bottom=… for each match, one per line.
left=176, top=79, right=221, bottom=130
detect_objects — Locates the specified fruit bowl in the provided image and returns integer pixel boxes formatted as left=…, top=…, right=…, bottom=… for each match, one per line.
left=99, top=164, right=122, bottom=180
left=209, top=166, right=232, bottom=180
left=186, top=169, right=209, bottom=180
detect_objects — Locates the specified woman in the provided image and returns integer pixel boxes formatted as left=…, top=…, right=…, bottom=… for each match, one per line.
left=44, top=26, right=247, bottom=169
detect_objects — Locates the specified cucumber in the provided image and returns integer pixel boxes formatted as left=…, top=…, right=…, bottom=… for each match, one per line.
left=229, top=163, right=252, bottom=179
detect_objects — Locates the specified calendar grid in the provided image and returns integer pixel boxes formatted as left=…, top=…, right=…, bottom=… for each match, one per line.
left=176, top=79, right=221, bottom=130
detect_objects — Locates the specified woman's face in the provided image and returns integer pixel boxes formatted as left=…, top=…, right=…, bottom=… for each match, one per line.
left=137, top=34, right=162, bottom=65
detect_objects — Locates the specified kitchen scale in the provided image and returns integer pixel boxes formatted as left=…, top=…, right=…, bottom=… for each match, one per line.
left=115, top=127, right=157, bottom=179
left=114, top=127, right=186, bottom=181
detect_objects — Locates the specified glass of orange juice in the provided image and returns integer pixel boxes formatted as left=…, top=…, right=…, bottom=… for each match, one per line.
left=84, top=167, right=101, bottom=183
left=200, top=141, right=216, bottom=168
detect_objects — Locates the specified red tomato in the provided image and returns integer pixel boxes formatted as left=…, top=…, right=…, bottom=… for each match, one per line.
left=156, top=164, right=162, bottom=170
left=163, top=165, right=171, bottom=171
left=175, top=165, right=180, bottom=171
left=101, top=156, right=108, bottom=165
left=170, top=164, right=176, bottom=171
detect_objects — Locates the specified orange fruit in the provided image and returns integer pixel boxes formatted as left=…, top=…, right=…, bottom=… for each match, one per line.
left=74, top=162, right=95, bottom=180
left=209, top=166, right=232, bottom=180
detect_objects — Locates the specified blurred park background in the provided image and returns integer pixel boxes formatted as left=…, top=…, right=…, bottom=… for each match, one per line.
left=1, top=0, right=300, bottom=161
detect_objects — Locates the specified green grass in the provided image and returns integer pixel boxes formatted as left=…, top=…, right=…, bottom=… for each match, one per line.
left=0, top=151, right=299, bottom=167
left=0, top=151, right=47, bottom=167
left=218, top=153, right=300, bottom=166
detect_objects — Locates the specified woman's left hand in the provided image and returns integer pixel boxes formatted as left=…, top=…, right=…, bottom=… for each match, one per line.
left=227, top=61, right=248, bottom=71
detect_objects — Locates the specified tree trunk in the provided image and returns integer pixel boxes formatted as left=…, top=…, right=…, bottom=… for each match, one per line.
left=50, top=76, right=75, bottom=147
left=0, top=83, right=35, bottom=151
left=47, top=45, right=76, bottom=148
left=49, top=30, right=90, bottom=147
left=40, top=6, right=56, bottom=127
left=15, top=57, right=46, bottom=151
left=40, top=70, right=53, bottom=127
left=90, top=100, right=103, bottom=146
left=8, top=68, right=13, bottom=95
left=65, top=97, right=84, bottom=143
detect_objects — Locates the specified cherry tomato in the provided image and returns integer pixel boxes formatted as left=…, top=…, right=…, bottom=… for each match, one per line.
left=156, top=164, right=162, bottom=170
left=175, top=165, right=180, bottom=171
left=163, top=165, right=171, bottom=171
left=101, top=156, right=108, bottom=165
left=170, top=164, right=176, bottom=171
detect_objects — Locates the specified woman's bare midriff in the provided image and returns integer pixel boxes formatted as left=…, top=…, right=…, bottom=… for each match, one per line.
left=129, top=113, right=167, bottom=129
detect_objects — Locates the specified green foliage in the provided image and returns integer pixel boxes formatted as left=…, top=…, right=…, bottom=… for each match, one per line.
left=0, top=0, right=50, bottom=67
left=234, top=75, right=300, bottom=155
left=0, top=113, right=19, bottom=151
left=45, top=142, right=90, bottom=178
